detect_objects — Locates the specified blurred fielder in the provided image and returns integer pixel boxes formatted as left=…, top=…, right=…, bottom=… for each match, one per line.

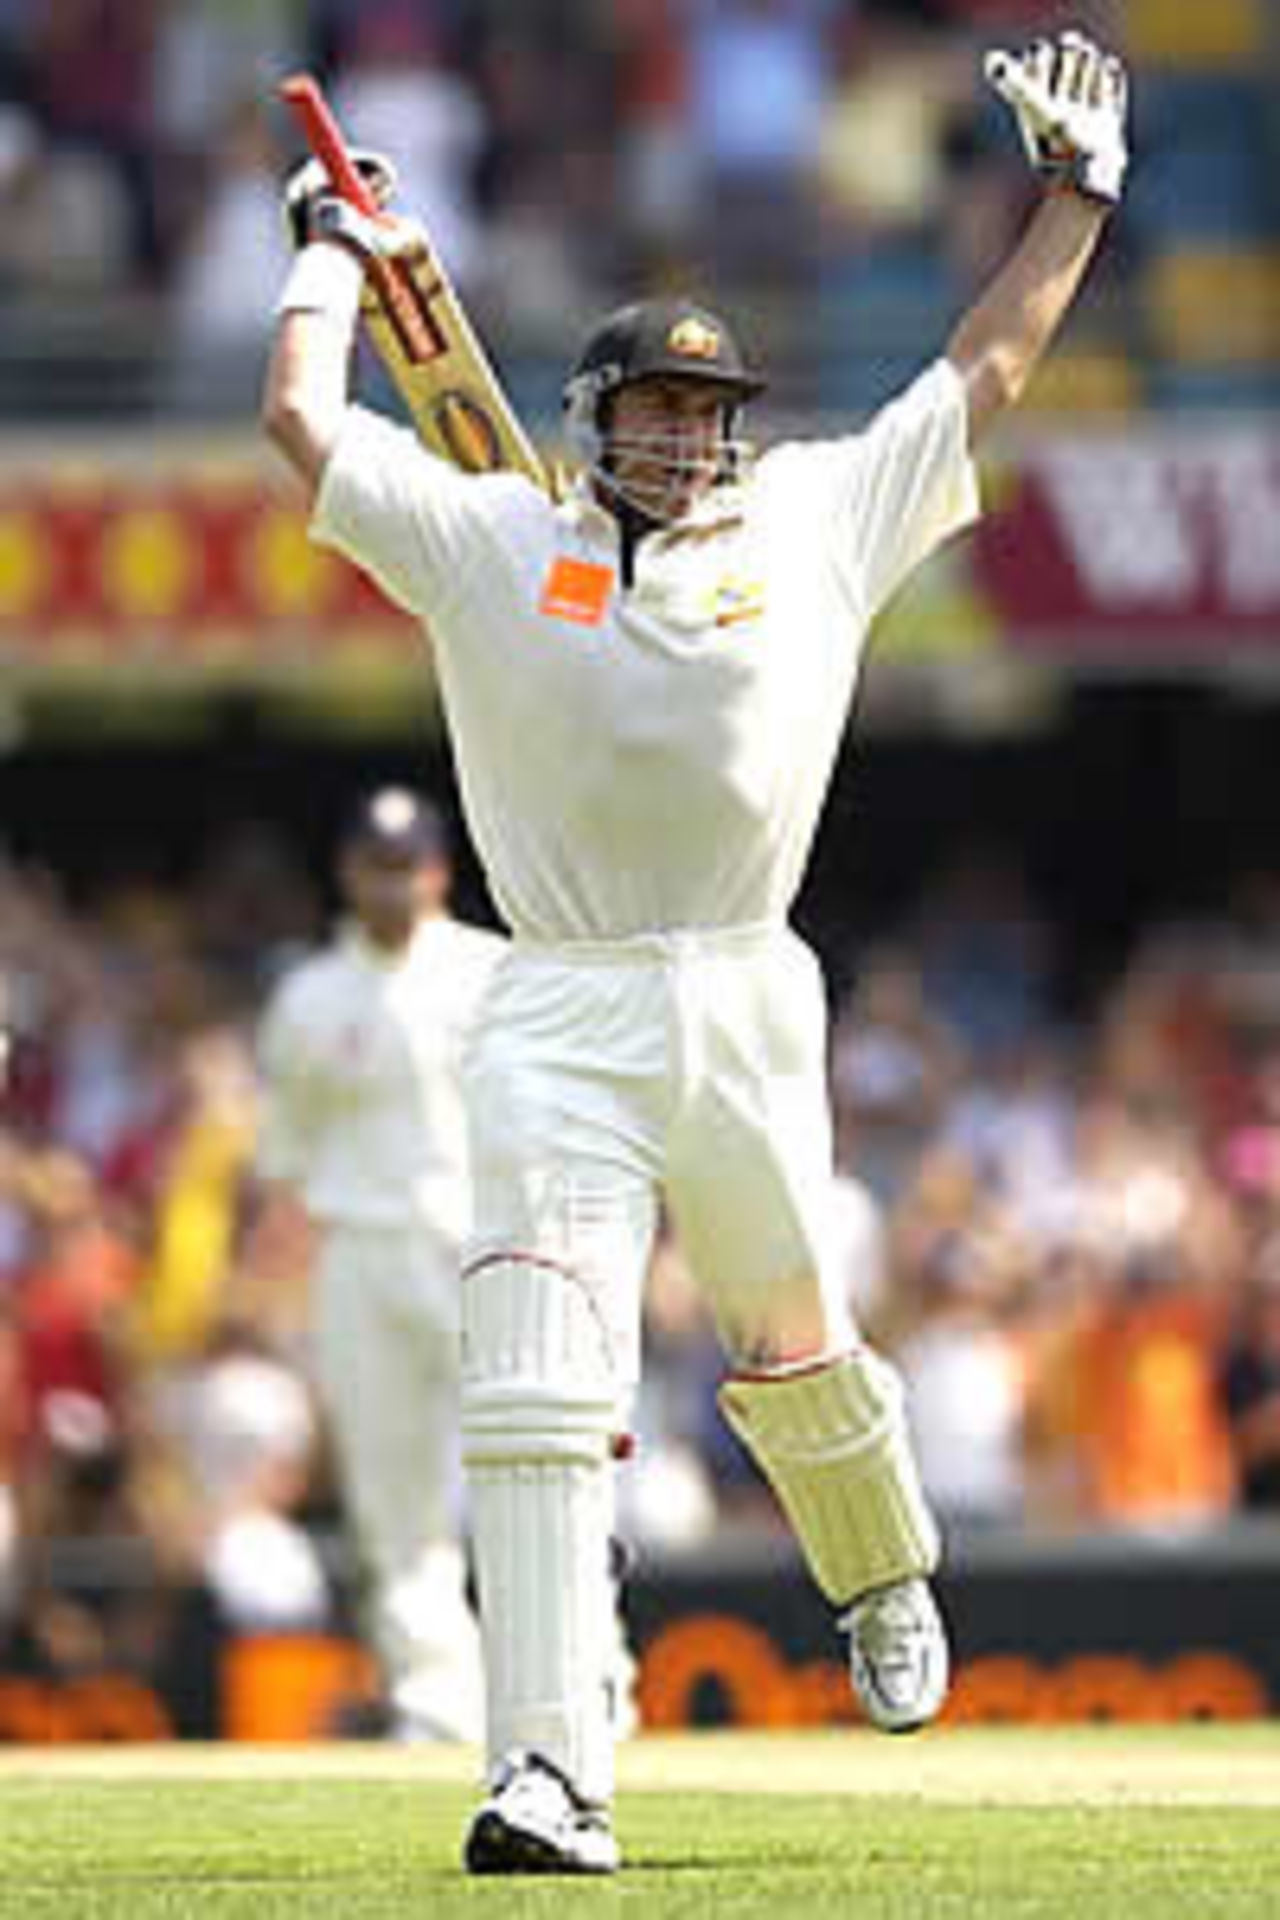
left=263, top=27, right=1129, bottom=1873
left=255, top=787, right=503, bottom=1741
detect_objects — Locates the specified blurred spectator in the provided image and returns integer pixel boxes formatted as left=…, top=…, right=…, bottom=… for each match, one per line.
left=8, top=1384, right=192, bottom=1692
left=831, top=943, right=962, bottom=1201
left=910, top=851, right=1056, bottom=1059
left=816, top=7, right=971, bottom=248
left=332, top=6, right=486, bottom=289
left=309, top=0, right=467, bottom=78
left=128, top=1025, right=259, bottom=1365
left=612, top=0, right=699, bottom=275
left=1030, top=1105, right=1242, bottom=1533
left=1095, top=926, right=1250, bottom=1140
left=24, top=0, right=166, bottom=283
left=150, top=1318, right=328, bottom=1632
left=185, top=821, right=321, bottom=1000
left=0, top=1302, right=22, bottom=1624
left=1221, top=1040, right=1280, bottom=1219
left=938, top=1031, right=1078, bottom=1244
left=154, top=0, right=305, bottom=159
left=886, top=1137, right=1033, bottom=1528
left=478, top=153, right=607, bottom=381
left=898, top=1238, right=1030, bottom=1530
left=166, top=99, right=288, bottom=415
left=0, top=0, right=1265, bottom=426
left=13, top=1151, right=139, bottom=1444
left=826, top=1163, right=890, bottom=1330
left=0, top=96, right=41, bottom=288
left=1219, top=1249, right=1280, bottom=1512
left=629, top=1227, right=720, bottom=1549
left=686, top=0, right=831, bottom=289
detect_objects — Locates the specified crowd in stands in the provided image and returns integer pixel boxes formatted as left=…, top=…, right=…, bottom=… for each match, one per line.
left=5, top=824, right=1280, bottom=1680
left=0, top=0, right=1274, bottom=421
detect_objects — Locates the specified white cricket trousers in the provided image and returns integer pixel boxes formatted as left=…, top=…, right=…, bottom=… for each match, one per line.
left=464, top=921, right=856, bottom=1362
left=313, top=1222, right=484, bottom=1741
left=459, top=922, right=856, bottom=1800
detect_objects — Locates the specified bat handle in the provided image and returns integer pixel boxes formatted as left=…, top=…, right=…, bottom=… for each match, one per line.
left=278, top=73, right=382, bottom=218
left=279, top=71, right=447, bottom=365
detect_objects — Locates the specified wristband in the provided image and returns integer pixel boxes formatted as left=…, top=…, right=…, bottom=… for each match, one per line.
left=275, top=241, right=364, bottom=326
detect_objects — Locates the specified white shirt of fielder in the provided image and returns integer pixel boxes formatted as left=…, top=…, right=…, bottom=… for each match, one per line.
left=310, top=360, right=979, bottom=945
left=257, top=912, right=505, bottom=1244
left=256, top=908, right=504, bottom=1746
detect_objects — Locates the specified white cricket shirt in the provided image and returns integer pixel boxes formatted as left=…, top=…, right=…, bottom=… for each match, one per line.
left=312, top=359, right=979, bottom=942
left=256, top=914, right=504, bottom=1237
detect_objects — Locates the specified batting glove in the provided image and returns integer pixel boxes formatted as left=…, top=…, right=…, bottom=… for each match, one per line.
left=308, top=195, right=432, bottom=270
left=282, top=148, right=398, bottom=250
left=985, top=29, right=1129, bottom=207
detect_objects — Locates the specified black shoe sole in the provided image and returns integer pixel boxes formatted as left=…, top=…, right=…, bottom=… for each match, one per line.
left=464, top=1811, right=617, bottom=1876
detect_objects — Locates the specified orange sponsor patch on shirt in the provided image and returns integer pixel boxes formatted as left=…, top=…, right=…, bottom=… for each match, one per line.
left=539, top=556, right=614, bottom=627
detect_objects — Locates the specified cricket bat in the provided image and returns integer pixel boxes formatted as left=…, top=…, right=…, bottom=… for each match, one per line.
left=279, top=73, right=551, bottom=494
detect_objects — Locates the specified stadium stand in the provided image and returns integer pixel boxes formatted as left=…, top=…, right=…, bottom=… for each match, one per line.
left=0, top=0, right=1271, bottom=424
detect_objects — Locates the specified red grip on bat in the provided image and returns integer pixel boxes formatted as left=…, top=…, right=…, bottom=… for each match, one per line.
left=279, top=74, right=381, bottom=218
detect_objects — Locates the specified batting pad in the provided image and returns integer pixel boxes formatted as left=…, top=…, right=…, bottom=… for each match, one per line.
left=719, top=1347, right=939, bottom=1606
left=461, top=1256, right=621, bottom=1806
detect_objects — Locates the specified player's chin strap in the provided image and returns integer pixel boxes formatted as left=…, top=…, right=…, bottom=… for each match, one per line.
left=594, top=440, right=754, bottom=587
left=610, top=493, right=658, bottom=591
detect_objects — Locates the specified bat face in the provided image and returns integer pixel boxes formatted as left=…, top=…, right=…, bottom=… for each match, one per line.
left=357, top=275, right=545, bottom=484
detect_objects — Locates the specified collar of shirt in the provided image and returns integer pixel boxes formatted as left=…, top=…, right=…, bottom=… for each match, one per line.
left=558, top=473, right=747, bottom=550
left=342, top=915, right=449, bottom=972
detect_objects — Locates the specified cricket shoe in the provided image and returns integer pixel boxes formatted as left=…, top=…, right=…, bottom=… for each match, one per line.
left=463, top=1749, right=619, bottom=1875
left=841, top=1576, right=949, bottom=1732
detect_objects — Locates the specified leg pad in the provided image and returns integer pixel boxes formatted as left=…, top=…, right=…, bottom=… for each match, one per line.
left=461, top=1258, right=621, bottom=1804
left=719, top=1346, right=939, bottom=1606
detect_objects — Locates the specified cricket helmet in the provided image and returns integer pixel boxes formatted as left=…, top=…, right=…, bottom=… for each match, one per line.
left=564, top=297, right=766, bottom=422
left=563, top=299, right=764, bottom=525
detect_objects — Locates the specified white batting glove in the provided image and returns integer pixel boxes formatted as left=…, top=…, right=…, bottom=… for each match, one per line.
left=281, top=148, right=398, bottom=250
left=308, top=195, right=430, bottom=269
left=985, top=29, right=1129, bottom=206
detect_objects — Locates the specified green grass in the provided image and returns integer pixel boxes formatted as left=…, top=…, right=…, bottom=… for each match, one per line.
left=1, top=1728, right=1279, bottom=1917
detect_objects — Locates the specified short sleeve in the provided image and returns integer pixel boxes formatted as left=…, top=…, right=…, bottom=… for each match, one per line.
left=851, top=359, right=981, bottom=616
left=768, top=360, right=979, bottom=622
left=309, top=405, right=489, bottom=620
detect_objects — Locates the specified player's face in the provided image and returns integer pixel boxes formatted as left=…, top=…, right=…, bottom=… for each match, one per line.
left=606, top=378, right=727, bottom=524
left=341, top=847, right=447, bottom=950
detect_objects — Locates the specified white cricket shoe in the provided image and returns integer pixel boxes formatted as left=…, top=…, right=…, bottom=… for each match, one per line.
left=842, top=1577, right=949, bottom=1732
left=464, top=1749, right=619, bottom=1876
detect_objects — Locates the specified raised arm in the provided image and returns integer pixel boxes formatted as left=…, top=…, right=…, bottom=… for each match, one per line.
left=947, top=30, right=1129, bottom=445
left=263, top=289, right=362, bottom=499
left=261, top=151, right=399, bottom=501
